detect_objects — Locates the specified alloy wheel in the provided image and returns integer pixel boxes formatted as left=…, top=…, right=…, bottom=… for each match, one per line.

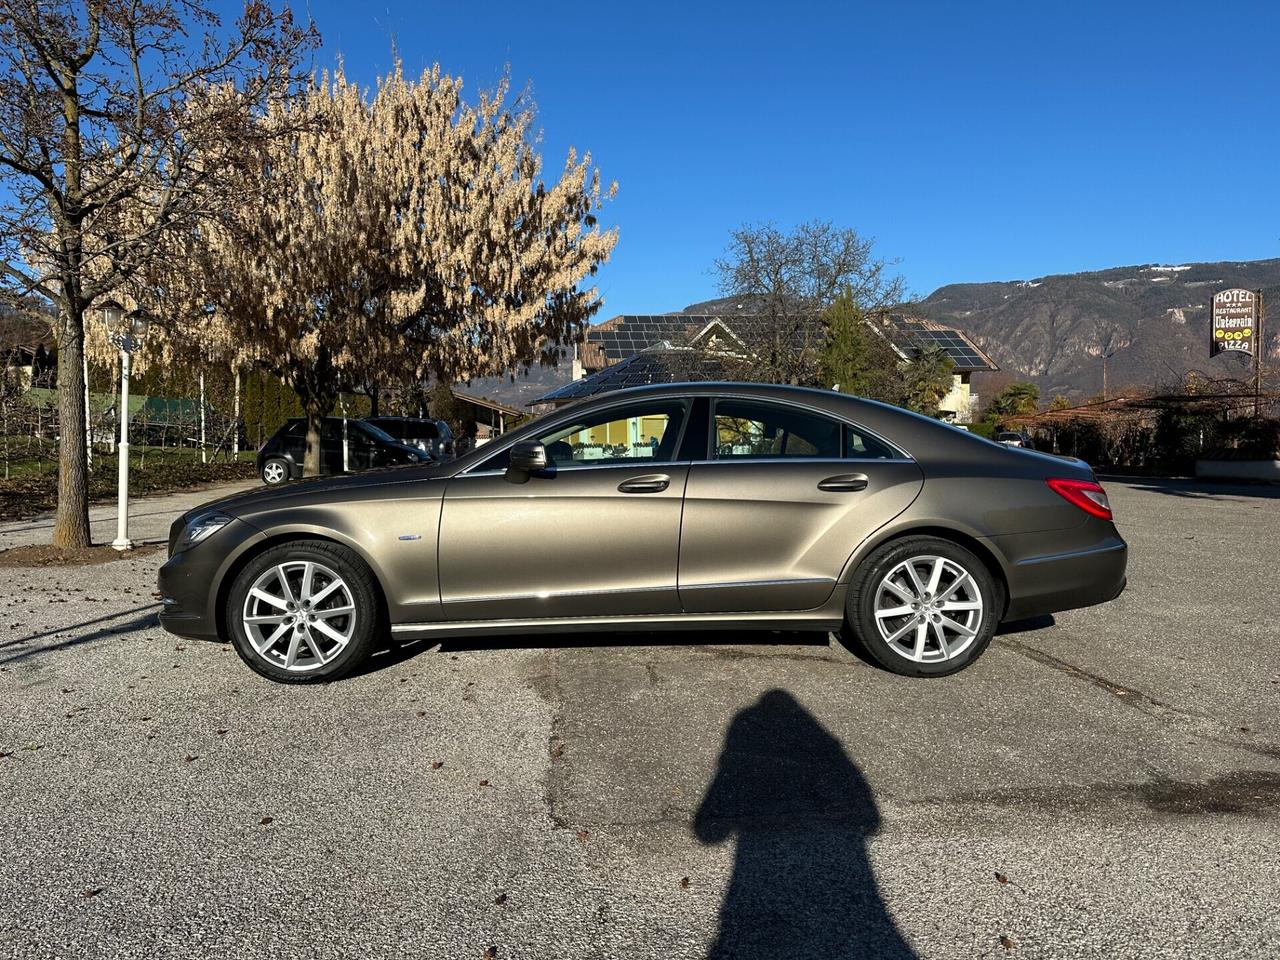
left=241, top=560, right=357, bottom=672
left=873, top=555, right=984, bottom=664
left=263, top=461, right=286, bottom=484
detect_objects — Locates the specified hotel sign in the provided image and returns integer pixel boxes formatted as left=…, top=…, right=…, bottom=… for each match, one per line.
left=1211, top=289, right=1258, bottom=356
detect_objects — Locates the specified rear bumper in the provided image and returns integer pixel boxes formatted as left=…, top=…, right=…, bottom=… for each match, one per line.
left=994, top=533, right=1128, bottom=621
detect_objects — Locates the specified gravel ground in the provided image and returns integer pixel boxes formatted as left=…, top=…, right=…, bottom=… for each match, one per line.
left=1, top=477, right=1278, bottom=959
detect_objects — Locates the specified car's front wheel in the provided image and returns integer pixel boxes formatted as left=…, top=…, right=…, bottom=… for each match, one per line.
left=261, top=457, right=290, bottom=486
left=845, top=536, right=1001, bottom=677
left=226, top=541, right=380, bottom=683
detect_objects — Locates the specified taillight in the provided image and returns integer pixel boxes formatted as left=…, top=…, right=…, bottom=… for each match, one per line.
left=1046, top=477, right=1113, bottom=520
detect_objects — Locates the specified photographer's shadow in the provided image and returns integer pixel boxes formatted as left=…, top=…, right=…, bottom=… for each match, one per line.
left=693, top=690, right=916, bottom=960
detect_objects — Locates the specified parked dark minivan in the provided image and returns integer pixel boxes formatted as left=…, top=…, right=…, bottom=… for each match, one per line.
left=365, top=416, right=455, bottom=460
left=256, top=417, right=426, bottom=485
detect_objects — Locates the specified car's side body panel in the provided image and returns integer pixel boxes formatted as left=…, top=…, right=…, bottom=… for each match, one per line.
left=437, top=464, right=690, bottom=620
left=678, top=459, right=924, bottom=612
left=159, top=471, right=447, bottom=636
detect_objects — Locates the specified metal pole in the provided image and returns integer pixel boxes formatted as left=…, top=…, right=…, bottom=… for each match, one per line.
left=112, top=335, right=133, bottom=550
left=1256, top=290, right=1264, bottom=419
left=232, top=367, right=241, bottom=458
left=83, top=349, right=91, bottom=467
left=199, top=369, right=207, bottom=464
left=340, top=393, right=349, bottom=473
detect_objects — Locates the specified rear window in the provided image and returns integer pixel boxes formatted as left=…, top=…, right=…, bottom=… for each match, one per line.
left=375, top=419, right=438, bottom=440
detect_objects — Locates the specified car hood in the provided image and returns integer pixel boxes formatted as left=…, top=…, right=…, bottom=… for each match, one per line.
left=186, top=462, right=451, bottom=521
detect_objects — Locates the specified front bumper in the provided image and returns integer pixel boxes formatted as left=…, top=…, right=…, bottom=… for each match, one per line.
left=157, top=518, right=266, bottom=640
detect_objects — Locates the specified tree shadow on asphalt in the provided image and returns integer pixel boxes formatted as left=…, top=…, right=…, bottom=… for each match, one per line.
left=0, top=604, right=159, bottom=666
left=692, top=689, right=916, bottom=960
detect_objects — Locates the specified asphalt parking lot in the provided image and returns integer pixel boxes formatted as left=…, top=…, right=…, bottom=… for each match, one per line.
left=1, top=477, right=1278, bottom=959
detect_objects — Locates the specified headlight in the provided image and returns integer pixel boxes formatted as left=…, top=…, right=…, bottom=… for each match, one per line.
left=177, top=513, right=233, bottom=551
left=407, top=452, right=421, bottom=461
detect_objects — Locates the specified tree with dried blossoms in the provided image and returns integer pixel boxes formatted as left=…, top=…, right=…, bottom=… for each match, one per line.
left=200, top=64, right=617, bottom=476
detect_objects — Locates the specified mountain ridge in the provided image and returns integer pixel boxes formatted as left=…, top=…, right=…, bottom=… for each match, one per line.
left=911, top=258, right=1280, bottom=399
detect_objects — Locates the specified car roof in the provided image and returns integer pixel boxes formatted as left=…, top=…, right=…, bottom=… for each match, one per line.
left=462, top=380, right=1005, bottom=468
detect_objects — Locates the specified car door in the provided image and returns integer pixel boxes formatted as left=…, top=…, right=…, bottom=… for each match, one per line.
left=313, top=420, right=344, bottom=474
left=438, top=398, right=692, bottom=621
left=279, top=420, right=306, bottom=467
left=678, top=396, right=925, bottom=613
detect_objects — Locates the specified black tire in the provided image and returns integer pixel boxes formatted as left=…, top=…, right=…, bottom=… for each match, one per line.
left=226, top=540, right=381, bottom=684
left=844, top=535, right=1002, bottom=678
left=261, top=457, right=291, bottom=486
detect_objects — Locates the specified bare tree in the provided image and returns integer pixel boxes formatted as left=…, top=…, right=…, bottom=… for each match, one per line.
left=711, top=220, right=906, bottom=385
left=201, top=64, right=618, bottom=476
left=0, top=0, right=314, bottom=546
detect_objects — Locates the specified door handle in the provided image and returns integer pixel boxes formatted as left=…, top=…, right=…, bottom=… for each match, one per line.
left=618, top=474, right=670, bottom=494
left=817, top=473, right=869, bottom=492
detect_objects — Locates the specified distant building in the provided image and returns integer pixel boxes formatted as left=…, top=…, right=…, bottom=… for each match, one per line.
left=449, top=389, right=523, bottom=443
left=533, top=312, right=997, bottom=420
left=1, top=342, right=54, bottom=391
left=870, top=313, right=999, bottom=421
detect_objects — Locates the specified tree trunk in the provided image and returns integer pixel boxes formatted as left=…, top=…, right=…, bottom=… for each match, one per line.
left=52, top=312, right=92, bottom=547
left=290, top=358, right=336, bottom=478
left=303, top=407, right=324, bottom=477
left=367, top=383, right=380, bottom=418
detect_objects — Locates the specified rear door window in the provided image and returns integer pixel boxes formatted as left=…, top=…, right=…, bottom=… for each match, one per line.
left=712, top=399, right=897, bottom=460
left=712, top=399, right=841, bottom=459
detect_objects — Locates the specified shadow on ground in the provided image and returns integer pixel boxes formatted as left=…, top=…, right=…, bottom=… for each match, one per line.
left=0, top=604, right=159, bottom=666
left=348, top=629, right=841, bottom=679
left=348, top=615, right=1056, bottom=679
left=692, top=689, right=916, bottom=959
left=1106, top=476, right=1280, bottom=500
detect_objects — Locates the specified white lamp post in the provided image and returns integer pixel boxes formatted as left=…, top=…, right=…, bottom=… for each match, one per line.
left=102, top=304, right=149, bottom=551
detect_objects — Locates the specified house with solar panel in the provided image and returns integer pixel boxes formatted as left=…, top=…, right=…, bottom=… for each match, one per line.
left=532, top=312, right=997, bottom=421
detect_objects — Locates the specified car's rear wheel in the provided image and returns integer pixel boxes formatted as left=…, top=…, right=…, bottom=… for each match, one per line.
left=845, top=536, right=1000, bottom=677
left=226, top=541, right=380, bottom=683
left=261, top=458, right=290, bottom=486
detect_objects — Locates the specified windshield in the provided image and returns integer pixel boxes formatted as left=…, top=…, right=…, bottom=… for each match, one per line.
left=356, top=421, right=398, bottom=444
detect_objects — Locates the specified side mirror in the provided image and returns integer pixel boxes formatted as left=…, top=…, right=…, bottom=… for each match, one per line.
left=505, top=440, right=548, bottom=483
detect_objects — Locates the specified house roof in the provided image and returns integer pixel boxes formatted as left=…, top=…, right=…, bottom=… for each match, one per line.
left=449, top=388, right=523, bottom=418
left=585, top=312, right=998, bottom=373
left=587, top=314, right=718, bottom=366
left=872, top=314, right=999, bottom=371
left=534, top=349, right=727, bottom=405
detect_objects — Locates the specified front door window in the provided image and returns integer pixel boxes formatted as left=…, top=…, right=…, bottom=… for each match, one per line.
left=477, top=400, right=688, bottom=471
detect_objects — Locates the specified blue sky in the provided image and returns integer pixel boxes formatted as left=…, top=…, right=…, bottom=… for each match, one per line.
left=304, top=0, right=1280, bottom=316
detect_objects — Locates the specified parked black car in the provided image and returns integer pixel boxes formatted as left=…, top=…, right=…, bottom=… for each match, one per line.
left=365, top=416, right=456, bottom=460
left=256, top=417, right=426, bottom=485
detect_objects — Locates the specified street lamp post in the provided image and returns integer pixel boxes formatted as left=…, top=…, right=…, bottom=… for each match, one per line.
left=101, top=303, right=149, bottom=551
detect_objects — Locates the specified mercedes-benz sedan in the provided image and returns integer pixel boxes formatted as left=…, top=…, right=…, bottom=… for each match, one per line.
left=158, top=383, right=1127, bottom=683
